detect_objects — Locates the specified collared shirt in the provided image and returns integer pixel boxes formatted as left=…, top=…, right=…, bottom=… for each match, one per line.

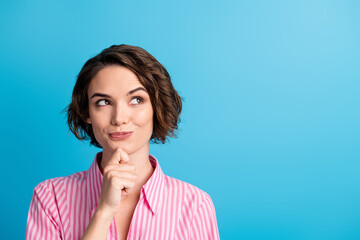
left=26, top=152, right=220, bottom=239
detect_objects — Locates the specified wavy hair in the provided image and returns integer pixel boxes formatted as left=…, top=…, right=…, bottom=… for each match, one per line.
left=62, top=44, right=183, bottom=148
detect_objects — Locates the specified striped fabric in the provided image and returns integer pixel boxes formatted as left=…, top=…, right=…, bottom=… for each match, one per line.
left=26, top=152, right=220, bottom=239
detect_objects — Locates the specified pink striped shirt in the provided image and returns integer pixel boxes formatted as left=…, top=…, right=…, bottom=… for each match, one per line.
left=26, top=152, right=220, bottom=239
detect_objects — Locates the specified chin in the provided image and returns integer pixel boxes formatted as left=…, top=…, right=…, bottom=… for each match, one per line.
left=112, top=143, right=131, bottom=153
left=100, top=141, right=127, bottom=153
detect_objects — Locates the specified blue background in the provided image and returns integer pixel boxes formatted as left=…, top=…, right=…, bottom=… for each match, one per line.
left=1, top=0, right=359, bottom=239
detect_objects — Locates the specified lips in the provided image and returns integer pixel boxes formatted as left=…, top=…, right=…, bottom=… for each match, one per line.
left=109, top=131, right=133, bottom=140
left=110, top=131, right=133, bottom=136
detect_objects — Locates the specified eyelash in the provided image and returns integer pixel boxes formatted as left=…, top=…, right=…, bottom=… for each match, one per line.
left=95, top=96, right=144, bottom=106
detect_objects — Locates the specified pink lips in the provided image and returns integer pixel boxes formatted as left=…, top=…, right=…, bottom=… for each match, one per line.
left=109, top=131, right=133, bottom=140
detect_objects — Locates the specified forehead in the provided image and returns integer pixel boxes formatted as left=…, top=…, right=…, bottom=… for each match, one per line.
left=88, top=65, right=144, bottom=94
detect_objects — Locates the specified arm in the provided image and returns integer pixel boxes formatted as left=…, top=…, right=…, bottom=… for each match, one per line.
left=190, top=193, right=220, bottom=240
left=81, top=148, right=136, bottom=240
left=80, top=206, right=114, bottom=240
left=26, top=181, right=61, bottom=240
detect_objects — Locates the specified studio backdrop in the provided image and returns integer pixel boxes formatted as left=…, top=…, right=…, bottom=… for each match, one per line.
left=0, top=0, right=359, bottom=239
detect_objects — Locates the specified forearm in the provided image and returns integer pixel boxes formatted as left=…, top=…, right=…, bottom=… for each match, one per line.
left=81, top=207, right=114, bottom=240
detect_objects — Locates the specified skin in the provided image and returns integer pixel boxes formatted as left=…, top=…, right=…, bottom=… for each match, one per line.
left=81, top=65, right=155, bottom=240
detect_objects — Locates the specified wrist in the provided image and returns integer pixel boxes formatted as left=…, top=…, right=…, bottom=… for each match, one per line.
left=94, top=205, right=115, bottom=220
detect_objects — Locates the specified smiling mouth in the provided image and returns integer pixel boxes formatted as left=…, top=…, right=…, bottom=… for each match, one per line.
left=108, top=131, right=133, bottom=140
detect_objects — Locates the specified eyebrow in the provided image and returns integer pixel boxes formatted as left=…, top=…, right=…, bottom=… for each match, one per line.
left=90, top=87, right=147, bottom=99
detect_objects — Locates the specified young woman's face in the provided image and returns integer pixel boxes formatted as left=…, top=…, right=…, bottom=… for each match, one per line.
left=86, top=65, right=154, bottom=155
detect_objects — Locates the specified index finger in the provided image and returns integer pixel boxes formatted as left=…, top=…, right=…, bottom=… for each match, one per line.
left=109, top=148, right=129, bottom=165
left=118, top=148, right=130, bottom=164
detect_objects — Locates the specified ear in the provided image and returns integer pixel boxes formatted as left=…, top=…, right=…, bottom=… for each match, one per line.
left=86, top=118, right=92, bottom=124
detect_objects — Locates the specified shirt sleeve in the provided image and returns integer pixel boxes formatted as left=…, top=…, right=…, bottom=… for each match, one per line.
left=190, top=193, right=220, bottom=240
left=26, top=180, right=62, bottom=240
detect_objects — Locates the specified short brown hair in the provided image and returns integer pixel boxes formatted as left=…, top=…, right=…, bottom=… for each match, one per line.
left=62, top=44, right=183, bottom=148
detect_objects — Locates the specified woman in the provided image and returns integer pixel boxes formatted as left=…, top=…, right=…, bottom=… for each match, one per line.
left=26, top=45, right=220, bottom=240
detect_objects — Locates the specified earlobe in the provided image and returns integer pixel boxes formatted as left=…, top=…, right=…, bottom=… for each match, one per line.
left=86, top=118, right=92, bottom=124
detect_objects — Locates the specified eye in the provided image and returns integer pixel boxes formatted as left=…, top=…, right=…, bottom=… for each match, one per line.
left=130, top=96, right=144, bottom=105
left=96, top=99, right=110, bottom=106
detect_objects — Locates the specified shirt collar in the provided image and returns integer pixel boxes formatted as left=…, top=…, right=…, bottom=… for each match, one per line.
left=85, top=151, right=165, bottom=215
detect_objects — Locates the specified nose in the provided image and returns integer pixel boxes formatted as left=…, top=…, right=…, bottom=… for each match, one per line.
left=111, top=103, right=129, bottom=126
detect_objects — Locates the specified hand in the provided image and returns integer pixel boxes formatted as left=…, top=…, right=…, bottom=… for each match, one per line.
left=97, top=148, right=137, bottom=215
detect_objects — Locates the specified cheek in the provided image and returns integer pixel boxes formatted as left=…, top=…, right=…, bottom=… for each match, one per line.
left=132, top=106, right=153, bottom=124
left=89, top=112, right=108, bottom=131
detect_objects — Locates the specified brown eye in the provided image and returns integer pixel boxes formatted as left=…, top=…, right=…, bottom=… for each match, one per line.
left=96, top=99, right=110, bottom=106
left=130, top=97, right=144, bottom=105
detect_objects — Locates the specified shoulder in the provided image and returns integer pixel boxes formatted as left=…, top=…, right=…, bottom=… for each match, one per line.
left=163, top=175, right=214, bottom=210
left=32, top=170, right=87, bottom=199
left=159, top=175, right=219, bottom=238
